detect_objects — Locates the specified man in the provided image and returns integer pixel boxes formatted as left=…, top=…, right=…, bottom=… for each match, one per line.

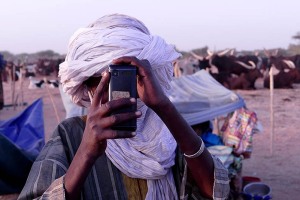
left=0, top=54, right=6, bottom=109
left=19, top=14, right=229, bottom=200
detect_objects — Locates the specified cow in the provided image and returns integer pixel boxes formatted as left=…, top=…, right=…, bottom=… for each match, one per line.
left=228, top=68, right=263, bottom=90
left=264, top=65, right=300, bottom=89
left=210, top=54, right=256, bottom=76
left=191, top=50, right=263, bottom=90
left=173, top=56, right=200, bottom=77
left=36, top=58, right=63, bottom=76
left=211, top=67, right=263, bottom=90
left=264, top=66, right=300, bottom=89
left=263, top=50, right=300, bottom=87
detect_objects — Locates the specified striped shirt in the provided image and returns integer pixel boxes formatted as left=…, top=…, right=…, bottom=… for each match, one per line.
left=18, top=117, right=229, bottom=200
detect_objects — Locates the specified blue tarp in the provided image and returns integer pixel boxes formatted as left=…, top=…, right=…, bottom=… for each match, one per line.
left=168, top=70, right=245, bottom=125
left=0, top=98, right=45, bottom=160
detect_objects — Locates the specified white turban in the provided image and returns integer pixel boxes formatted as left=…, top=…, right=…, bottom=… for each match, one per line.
left=59, top=13, right=181, bottom=107
left=59, top=14, right=182, bottom=200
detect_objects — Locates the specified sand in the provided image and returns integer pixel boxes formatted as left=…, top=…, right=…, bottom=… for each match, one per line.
left=0, top=76, right=299, bottom=199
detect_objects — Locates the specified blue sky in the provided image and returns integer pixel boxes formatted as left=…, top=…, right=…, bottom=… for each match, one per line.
left=1, top=0, right=299, bottom=54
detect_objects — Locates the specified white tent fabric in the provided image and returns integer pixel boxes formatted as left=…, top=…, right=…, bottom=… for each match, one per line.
left=168, top=70, right=245, bottom=125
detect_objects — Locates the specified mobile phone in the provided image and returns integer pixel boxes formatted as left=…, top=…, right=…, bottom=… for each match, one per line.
left=109, top=64, right=137, bottom=131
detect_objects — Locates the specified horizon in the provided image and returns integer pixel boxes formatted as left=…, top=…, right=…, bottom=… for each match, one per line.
left=1, top=0, right=300, bottom=55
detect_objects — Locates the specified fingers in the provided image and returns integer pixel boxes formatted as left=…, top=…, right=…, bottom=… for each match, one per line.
left=91, top=111, right=141, bottom=142
left=101, top=129, right=137, bottom=140
left=113, top=56, right=140, bottom=66
left=112, top=57, right=151, bottom=76
left=98, top=97, right=137, bottom=116
left=92, top=71, right=110, bottom=107
left=100, top=110, right=141, bottom=129
left=87, top=97, right=141, bottom=136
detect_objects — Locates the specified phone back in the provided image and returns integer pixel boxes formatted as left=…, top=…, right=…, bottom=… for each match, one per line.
left=109, top=64, right=137, bottom=131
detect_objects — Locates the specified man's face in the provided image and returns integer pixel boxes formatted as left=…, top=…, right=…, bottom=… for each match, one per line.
left=84, top=76, right=109, bottom=103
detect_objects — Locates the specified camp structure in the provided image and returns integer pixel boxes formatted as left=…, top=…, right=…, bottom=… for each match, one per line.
left=168, top=70, right=260, bottom=198
left=168, top=70, right=245, bottom=125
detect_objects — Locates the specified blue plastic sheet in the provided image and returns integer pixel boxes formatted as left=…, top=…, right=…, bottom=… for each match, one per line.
left=0, top=98, right=45, bottom=160
left=201, top=132, right=224, bottom=147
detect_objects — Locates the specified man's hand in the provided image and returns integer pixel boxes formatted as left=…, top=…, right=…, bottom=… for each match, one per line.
left=113, top=57, right=169, bottom=110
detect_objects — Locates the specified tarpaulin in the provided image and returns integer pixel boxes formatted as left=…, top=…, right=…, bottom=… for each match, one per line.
left=168, top=70, right=245, bottom=125
left=0, top=98, right=45, bottom=160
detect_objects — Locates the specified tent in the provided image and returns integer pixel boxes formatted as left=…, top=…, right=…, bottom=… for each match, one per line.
left=0, top=98, right=45, bottom=160
left=0, top=98, right=45, bottom=194
left=168, top=70, right=259, bottom=198
left=168, top=70, right=245, bottom=125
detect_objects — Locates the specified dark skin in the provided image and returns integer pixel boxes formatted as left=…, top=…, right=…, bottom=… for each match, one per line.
left=64, top=57, right=215, bottom=200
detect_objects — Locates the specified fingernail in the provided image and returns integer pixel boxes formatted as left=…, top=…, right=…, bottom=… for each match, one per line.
left=135, top=111, right=142, bottom=116
left=102, top=71, right=107, bottom=76
left=130, top=98, right=136, bottom=103
left=131, top=132, right=136, bottom=136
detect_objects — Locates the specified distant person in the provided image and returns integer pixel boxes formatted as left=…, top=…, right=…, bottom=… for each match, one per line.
left=19, top=14, right=229, bottom=200
left=0, top=54, right=6, bottom=109
left=59, top=84, right=87, bottom=118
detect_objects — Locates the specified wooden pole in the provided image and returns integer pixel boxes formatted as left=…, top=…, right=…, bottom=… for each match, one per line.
left=12, top=64, right=16, bottom=110
left=269, top=67, right=274, bottom=156
left=45, top=80, right=60, bottom=123
left=20, top=62, right=25, bottom=107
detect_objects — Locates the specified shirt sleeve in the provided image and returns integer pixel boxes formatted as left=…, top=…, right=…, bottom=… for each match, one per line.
left=18, top=124, right=70, bottom=200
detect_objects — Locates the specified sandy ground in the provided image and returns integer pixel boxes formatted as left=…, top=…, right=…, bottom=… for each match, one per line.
left=0, top=76, right=299, bottom=199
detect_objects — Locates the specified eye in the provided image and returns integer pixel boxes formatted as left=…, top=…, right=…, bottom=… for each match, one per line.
left=83, top=76, right=102, bottom=88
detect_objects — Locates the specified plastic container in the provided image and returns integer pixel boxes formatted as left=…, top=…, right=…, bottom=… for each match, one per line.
left=243, top=182, right=271, bottom=199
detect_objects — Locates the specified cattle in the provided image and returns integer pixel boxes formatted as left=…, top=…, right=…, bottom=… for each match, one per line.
left=177, top=49, right=300, bottom=90
left=211, top=68, right=263, bottom=90
left=24, top=63, right=37, bottom=77
left=290, top=54, right=300, bottom=69
left=191, top=50, right=263, bottom=90
left=210, top=72, right=231, bottom=88
left=236, top=54, right=269, bottom=75
left=173, top=56, right=200, bottom=77
left=263, top=50, right=300, bottom=88
left=263, top=63, right=300, bottom=89
left=210, top=54, right=256, bottom=76
left=264, top=67, right=300, bottom=89
left=287, top=54, right=300, bottom=83
left=228, top=68, right=263, bottom=90
left=36, top=58, right=63, bottom=76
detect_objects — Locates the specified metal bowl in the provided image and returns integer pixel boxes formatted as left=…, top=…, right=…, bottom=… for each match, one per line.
left=243, top=182, right=271, bottom=198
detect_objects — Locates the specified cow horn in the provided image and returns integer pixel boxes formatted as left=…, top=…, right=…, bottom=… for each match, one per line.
left=235, top=61, right=256, bottom=69
left=190, top=51, right=203, bottom=60
left=173, top=61, right=182, bottom=77
left=230, top=49, right=235, bottom=56
left=217, top=48, right=231, bottom=56
left=282, top=60, right=296, bottom=69
left=207, top=49, right=214, bottom=56
left=248, top=61, right=256, bottom=68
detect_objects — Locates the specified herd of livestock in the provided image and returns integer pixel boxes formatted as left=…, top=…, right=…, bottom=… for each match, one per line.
left=174, top=49, right=300, bottom=90
left=1, top=49, right=300, bottom=90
